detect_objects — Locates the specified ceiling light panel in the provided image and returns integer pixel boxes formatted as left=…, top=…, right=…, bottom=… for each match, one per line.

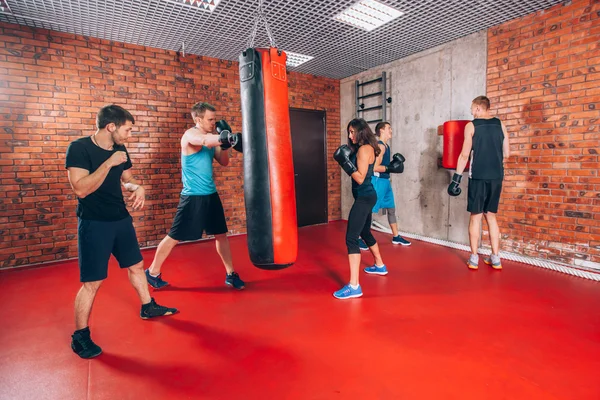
left=333, top=0, right=404, bottom=32
left=162, top=0, right=221, bottom=12
left=285, top=51, right=314, bottom=67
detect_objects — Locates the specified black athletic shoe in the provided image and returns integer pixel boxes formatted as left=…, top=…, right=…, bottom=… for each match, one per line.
left=145, top=269, right=169, bottom=289
left=140, top=298, right=178, bottom=319
left=71, top=327, right=102, bottom=359
left=225, top=272, right=245, bottom=290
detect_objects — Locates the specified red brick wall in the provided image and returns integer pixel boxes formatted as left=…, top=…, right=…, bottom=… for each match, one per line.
left=486, top=0, right=600, bottom=267
left=0, top=22, right=341, bottom=269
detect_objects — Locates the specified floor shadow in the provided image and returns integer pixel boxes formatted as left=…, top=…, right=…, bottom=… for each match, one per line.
left=308, top=257, right=346, bottom=287
left=244, top=270, right=344, bottom=293
left=155, top=318, right=298, bottom=398
left=154, top=285, right=232, bottom=293
left=96, top=352, right=205, bottom=394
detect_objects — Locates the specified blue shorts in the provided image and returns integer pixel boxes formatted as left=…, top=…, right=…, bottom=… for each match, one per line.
left=77, top=216, right=143, bottom=282
left=372, top=176, right=395, bottom=213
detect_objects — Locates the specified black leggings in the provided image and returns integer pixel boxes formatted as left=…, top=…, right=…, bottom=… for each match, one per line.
left=346, top=194, right=377, bottom=254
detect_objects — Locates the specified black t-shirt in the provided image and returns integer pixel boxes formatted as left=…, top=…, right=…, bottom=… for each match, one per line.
left=65, top=136, right=132, bottom=221
left=470, top=118, right=504, bottom=180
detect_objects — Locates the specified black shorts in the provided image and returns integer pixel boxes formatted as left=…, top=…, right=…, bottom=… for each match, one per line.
left=467, top=178, right=503, bottom=214
left=168, top=192, right=228, bottom=241
left=78, top=216, right=143, bottom=282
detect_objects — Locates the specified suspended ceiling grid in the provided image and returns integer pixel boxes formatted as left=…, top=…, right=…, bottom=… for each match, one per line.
left=0, top=0, right=564, bottom=79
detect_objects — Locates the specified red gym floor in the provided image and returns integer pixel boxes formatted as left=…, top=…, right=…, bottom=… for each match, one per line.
left=1, top=221, right=599, bottom=400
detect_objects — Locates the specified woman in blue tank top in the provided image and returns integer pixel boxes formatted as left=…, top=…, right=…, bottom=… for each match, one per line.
left=332, top=118, right=389, bottom=300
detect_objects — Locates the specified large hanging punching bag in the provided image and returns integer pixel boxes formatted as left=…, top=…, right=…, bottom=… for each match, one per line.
left=238, top=47, right=298, bottom=270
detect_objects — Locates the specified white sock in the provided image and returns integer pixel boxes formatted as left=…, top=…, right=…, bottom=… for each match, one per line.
left=349, top=283, right=359, bottom=290
left=150, top=272, right=160, bottom=278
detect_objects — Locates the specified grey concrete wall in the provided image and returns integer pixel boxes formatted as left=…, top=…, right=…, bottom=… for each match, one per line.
left=339, top=31, right=487, bottom=244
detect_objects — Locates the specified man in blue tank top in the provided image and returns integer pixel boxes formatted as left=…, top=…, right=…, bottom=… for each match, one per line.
left=358, top=122, right=411, bottom=249
left=448, top=96, right=511, bottom=270
left=145, top=102, right=245, bottom=290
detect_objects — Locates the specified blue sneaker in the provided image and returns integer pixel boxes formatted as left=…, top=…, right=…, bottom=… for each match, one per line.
left=333, top=284, right=363, bottom=299
left=225, top=272, right=245, bottom=290
left=392, top=235, right=411, bottom=246
left=145, top=269, right=169, bottom=289
left=364, top=264, right=388, bottom=275
left=358, top=238, right=369, bottom=251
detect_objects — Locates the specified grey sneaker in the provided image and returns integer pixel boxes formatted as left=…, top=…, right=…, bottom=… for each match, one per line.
left=484, top=255, right=502, bottom=270
left=467, top=254, right=479, bottom=270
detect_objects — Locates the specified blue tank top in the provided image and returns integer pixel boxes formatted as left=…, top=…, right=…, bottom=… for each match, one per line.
left=181, top=146, right=217, bottom=196
left=350, top=147, right=376, bottom=198
left=378, top=140, right=390, bottom=179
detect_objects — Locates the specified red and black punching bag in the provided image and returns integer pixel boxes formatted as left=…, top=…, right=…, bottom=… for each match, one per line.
left=442, top=120, right=471, bottom=170
left=238, top=47, right=298, bottom=270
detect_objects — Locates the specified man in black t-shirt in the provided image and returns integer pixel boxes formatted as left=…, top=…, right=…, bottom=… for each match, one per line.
left=65, top=105, right=177, bottom=359
left=447, top=96, right=511, bottom=270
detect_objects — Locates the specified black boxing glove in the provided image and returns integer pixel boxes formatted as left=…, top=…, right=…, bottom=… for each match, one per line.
left=447, top=173, right=462, bottom=196
left=333, top=145, right=357, bottom=176
left=229, top=132, right=243, bottom=152
left=386, top=153, right=405, bottom=174
left=216, top=120, right=233, bottom=150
